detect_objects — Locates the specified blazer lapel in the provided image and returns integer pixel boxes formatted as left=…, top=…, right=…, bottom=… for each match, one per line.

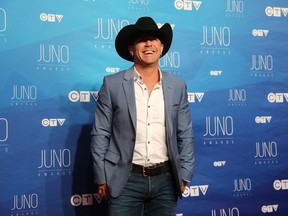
left=162, top=73, right=173, bottom=135
left=123, top=68, right=137, bottom=130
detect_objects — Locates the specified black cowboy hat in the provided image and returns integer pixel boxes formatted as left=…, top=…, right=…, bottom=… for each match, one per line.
left=115, top=16, right=173, bottom=62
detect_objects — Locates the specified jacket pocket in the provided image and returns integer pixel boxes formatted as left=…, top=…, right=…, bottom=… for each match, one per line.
left=104, top=150, right=120, bottom=165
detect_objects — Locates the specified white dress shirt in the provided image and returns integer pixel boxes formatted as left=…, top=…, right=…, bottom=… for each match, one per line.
left=132, top=67, right=169, bottom=167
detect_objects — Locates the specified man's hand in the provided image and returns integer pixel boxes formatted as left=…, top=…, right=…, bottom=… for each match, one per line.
left=181, top=180, right=187, bottom=193
left=98, top=184, right=110, bottom=200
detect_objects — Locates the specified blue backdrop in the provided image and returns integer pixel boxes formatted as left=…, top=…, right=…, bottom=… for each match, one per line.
left=1, top=0, right=288, bottom=215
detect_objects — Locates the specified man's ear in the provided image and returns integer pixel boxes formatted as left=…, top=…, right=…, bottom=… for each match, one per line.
left=160, top=43, right=164, bottom=55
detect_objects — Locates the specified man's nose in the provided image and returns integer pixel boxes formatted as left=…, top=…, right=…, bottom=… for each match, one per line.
left=144, top=40, right=152, bottom=47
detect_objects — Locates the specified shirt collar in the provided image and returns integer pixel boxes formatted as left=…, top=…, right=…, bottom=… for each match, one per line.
left=133, top=66, right=163, bottom=85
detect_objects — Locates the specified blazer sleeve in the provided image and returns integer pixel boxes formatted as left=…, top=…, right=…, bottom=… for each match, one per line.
left=177, top=82, right=195, bottom=182
left=90, top=76, right=113, bottom=184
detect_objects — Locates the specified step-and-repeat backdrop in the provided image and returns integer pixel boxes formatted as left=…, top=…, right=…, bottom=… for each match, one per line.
left=1, top=0, right=288, bottom=215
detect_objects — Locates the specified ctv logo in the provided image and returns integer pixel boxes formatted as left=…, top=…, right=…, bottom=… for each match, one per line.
left=174, top=0, right=202, bottom=11
left=187, top=92, right=204, bottom=103
left=214, top=161, right=226, bottom=167
left=210, top=70, right=222, bottom=76
left=70, top=193, right=103, bottom=206
left=255, top=116, right=272, bottom=124
left=268, top=93, right=288, bottom=103
left=273, top=179, right=288, bottom=190
left=40, top=13, right=64, bottom=22
left=182, top=185, right=208, bottom=197
left=68, top=91, right=98, bottom=102
left=252, top=29, right=269, bottom=37
left=261, top=205, right=278, bottom=213
left=42, top=119, right=66, bottom=127
left=265, top=6, right=288, bottom=17
left=106, top=67, right=120, bottom=73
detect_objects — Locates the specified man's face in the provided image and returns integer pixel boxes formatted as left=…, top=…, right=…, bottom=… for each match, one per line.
left=128, top=34, right=164, bottom=66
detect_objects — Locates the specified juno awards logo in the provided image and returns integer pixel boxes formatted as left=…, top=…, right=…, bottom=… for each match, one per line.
left=94, top=18, right=129, bottom=49
left=250, top=54, right=273, bottom=77
left=254, top=141, right=278, bottom=165
left=0, top=118, right=8, bottom=142
left=0, top=8, right=6, bottom=32
left=0, top=118, right=9, bottom=152
left=38, top=148, right=72, bottom=177
left=0, top=8, right=7, bottom=43
left=228, top=89, right=246, bottom=106
left=233, top=178, right=252, bottom=197
left=203, top=116, right=234, bottom=145
left=226, top=0, right=244, bottom=18
left=11, top=193, right=39, bottom=215
left=211, top=207, right=240, bottom=216
left=200, top=26, right=231, bottom=55
left=11, top=85, right=37, bottom=106
left=128, top=0, right=150, bottom=11
left=36, top=43, right=70, bottom=71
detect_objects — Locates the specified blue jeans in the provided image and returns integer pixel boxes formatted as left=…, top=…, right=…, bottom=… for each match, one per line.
left=108, top=172, right=178, bottom=216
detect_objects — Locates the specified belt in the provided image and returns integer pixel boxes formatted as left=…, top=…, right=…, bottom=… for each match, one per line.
left=131, top=161, right=171, bottom=177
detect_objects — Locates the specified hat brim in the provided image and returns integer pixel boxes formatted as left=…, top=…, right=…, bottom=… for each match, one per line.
left=115, top=23, right=173, bottom=62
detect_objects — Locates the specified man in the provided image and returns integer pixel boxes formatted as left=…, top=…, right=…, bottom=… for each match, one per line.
left=90, top=16, right=194, bottom=216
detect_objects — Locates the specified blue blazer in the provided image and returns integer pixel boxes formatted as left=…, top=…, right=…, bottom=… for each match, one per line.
left=91, top=67, right=195, bottom=198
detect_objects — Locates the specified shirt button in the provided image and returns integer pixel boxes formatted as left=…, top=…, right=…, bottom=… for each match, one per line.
left=148, top=105, right=150, bottom=108
left=148, top=141, right=150, bottom=144
left=148, top=123, right=150, bottom=126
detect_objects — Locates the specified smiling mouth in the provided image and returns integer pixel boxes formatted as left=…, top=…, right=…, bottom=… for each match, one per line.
left=144, top=50, right=154, bottom=55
